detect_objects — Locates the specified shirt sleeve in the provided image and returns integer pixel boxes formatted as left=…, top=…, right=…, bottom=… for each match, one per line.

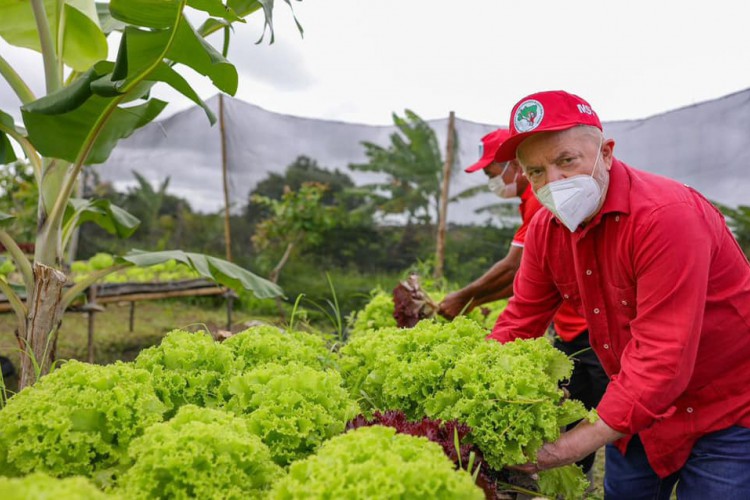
left=597, top=202, right=712, bottom=434
left=488, top=218, right=561, bottom=343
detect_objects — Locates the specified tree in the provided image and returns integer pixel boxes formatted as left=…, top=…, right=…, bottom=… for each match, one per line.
left=714, top=202, right=750, bottom=257
left=245, top=155, right=360, bottom=225
left=349, top=110, right=454, bottom=226
left=252, top=182, right=337, bottom=284
left=0, top=0, right=301, bottom=387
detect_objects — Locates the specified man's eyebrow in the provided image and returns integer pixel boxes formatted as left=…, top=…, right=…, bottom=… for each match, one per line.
left=552, top=149, right=581, bottom=163
left=520, top=149, right=581, bottom=170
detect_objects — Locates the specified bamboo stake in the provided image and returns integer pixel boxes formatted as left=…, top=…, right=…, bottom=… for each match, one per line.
left=434, top=111, right=456, bottom=280
left=219, top=93, right=233, bottom=262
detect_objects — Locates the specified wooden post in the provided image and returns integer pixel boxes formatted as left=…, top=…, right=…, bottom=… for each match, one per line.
left=87, top=286, right=97, bottom=363
left=219, top=93, right=233, bottom=262
left=129, top=301, right=136, bottom=332
left=225, top=289, right=238, bottom=331
left=435, top=111, right=456, bottom=280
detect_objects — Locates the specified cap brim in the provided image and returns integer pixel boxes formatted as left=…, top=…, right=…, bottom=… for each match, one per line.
left=493, top=123, right=583, bottom=163
left=464, top=156, right=494, bottom=173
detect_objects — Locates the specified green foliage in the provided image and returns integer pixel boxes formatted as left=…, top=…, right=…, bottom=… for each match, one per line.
left=350, top=109, right=453, bottom=225
left=0, top=472, right=114, bottom=500
left=118, top=405, right=282, bottom=500
left=339, top=317, right=487, bottom=417
left=252, top=182, right=338, bottom=278
left=224, top=325, right=336, bottom=371
left=338, top=320, right=590, bottom=496
left=71, top=257, right=200, bottom=283
left=714, top=202, right=750, bottom=256
left=537, top=465, right=590, bottom=500
left=269, top=425, right=483, bottom=499
left=134, top=330, right=237, bottom=416
left=222, top=362, right=360, bottom=466
left=346, top=285, right=507, bottom=337
left=0, top=161, right=37, bottom=242
left=0, top=360, right=165, bottom=478
left=246, top=155, right=363, bottom=223
left=426, top=338, right=586, bottom=470
left=88, top=252, right=115, bottom=270
left=347, top=287, right=397, bottom=337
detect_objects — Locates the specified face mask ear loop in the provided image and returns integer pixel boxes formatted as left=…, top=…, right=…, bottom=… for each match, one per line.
left=590, top=136, right=604, bottom=179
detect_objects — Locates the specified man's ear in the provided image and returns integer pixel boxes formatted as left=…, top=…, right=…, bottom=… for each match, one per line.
left=602, top=138, right=616, bottom=170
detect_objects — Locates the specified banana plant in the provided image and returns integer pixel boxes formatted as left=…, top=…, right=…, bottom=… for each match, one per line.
left=0, top=0, right=302, bottom=388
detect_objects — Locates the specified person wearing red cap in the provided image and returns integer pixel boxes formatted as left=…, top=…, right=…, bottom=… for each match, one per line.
left=438, top=128, right=608, bottom=478
left=488, top=90, right=750, bottom=498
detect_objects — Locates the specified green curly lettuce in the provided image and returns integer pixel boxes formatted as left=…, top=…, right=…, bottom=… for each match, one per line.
left=224, top=325, right=335, bottom=371
left=222, top=362, right=359, bottom=466
left=134, top=330, right=237, bottom=416
left=118, top=405, right=282, bottom=499
left=269, top=425, right=483, bottom=499
left=426, top=338, right=587, bottom=470
left=339, top=316, right=487, bottom=418
left=347, top=288, right=397, bottom=337
left=346, top=287, right=507, bottom=337
left=538, top=464, right=590, bottom=500
left=0, top=472, right=116, bottom=499
left=0, top=361, right=165, bottom=478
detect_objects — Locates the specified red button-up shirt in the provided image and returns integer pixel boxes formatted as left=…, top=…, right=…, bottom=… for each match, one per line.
left=513, top=185, right=588, bottom=342
left=488, top=159, right=750, bottom=477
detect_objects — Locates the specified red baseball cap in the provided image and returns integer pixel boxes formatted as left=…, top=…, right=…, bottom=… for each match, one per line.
left=465, top=128, right=510, bottom=173
left=494, top=90, right=602, bottom=163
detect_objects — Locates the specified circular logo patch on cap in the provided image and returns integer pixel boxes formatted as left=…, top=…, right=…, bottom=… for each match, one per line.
left=514, top=99, right=544, bottom=133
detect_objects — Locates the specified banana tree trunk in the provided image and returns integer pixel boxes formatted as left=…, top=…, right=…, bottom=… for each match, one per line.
left=16, top=263, right=67, bottom=389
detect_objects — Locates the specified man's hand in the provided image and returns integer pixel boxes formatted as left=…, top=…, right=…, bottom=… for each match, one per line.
left=509, top=417, right=625, bottom=473
left=438, top=291, right=473, bottom=320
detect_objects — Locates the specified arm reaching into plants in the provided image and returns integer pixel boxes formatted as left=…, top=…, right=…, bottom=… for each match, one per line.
left=438, top=244, right=522, bottom=319
left=512, top=418, right=624, bottom=474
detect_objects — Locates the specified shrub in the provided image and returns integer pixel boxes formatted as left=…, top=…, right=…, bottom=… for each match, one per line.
left=118, top=405, right=282, bottom=499
left=0, top=361, right=165, bottom=478
left=134, top=330, right=237, bottom=416
left=269, top=425, right=483, bottom=499
left=222, top=362, right=359, bottom=466
left=0, top=472, right=114, bottom=499
left=224, top=325, right=335, bottom=371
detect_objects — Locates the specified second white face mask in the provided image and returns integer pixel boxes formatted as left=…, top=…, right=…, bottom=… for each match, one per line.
left=487, top=176, right=517, bottom=198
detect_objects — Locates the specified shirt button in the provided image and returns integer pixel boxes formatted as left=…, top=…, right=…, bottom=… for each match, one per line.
left=586, top=269, right=593, bottom=276
left=593, top=308, right=600, bottom=314
left=603, top=344, right=610, bottom=349
left=621, top=300, right=628, bottom=306
left=563, top=294, right=570, bottom=299
left=686, top=407, right=694, bottom=413
left=615, top=215, right=620, bottom=222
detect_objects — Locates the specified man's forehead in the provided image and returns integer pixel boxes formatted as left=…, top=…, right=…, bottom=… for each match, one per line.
left=517, top=129, right=588, bottom=161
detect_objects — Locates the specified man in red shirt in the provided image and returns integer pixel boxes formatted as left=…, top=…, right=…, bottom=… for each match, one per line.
left=488, top=90, right=750, bottom=498
left=438, top=128, right=608, bottom=476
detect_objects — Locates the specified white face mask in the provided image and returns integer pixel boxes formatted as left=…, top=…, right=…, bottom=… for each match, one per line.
left=487, top=163, right=518, bottom=199
left=534, top=140, right=604, bottom=232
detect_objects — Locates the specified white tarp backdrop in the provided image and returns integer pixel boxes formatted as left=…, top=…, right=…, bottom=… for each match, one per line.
left=99, top=89, right=750, bottom=223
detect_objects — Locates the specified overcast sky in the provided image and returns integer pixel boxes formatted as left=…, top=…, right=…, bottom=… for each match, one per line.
left=2, top=0, right=750, bottom=127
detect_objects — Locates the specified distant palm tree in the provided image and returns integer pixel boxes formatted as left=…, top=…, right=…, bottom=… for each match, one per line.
left=350, top=110, right=457, bottom=226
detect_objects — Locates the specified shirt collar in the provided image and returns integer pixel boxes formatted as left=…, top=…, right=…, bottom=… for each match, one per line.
left=598, top=158, right=631, bottom=217
left=573, top=158, right=630, bottom=236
